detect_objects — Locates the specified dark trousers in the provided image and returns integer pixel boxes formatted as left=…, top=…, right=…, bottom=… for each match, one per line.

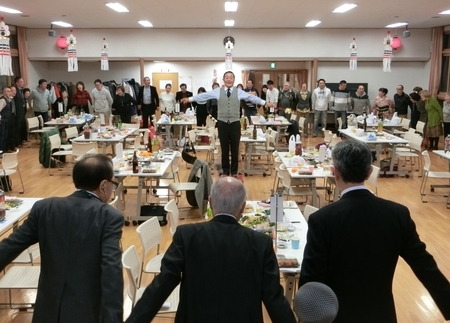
left=0, top=121, right=8, bottom=153
left=141, top=104, right=156, bottom=129
left=217, top=120, right=241, bottom=175
left=34, top=111, right=49, bottom=123
left=6, top=113, right=16, bottom=151
left=444, top=122, right=450, bottom=139
left=15, top=108, right=26, bottom=145
left=77, top=105, right=89, bottom=114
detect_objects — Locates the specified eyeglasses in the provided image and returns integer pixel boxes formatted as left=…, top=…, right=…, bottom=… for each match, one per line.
left=107, top=179, right=119, bottom=190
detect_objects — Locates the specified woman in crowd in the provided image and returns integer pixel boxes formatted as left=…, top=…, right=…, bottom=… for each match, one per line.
left=421, top=90, right=443, bottom=151
left=52, top=89, right=70, bottom=118
left=72, top=81, right=92, bottom=114
left=443, top=91, right=450, bottom=139
left=371, top=87, right=394, bottom=120
left=236, top=83, right=246, bottom=118
left=259, top=84, right=268, bottom=115
left=409, top=92, right=421, bottom=129
left=24, top=88, right=34, bottom=119
left=193, top=87, right=207, bottom=127
left=112, top=85, right=137, bottom=123
left=206, top=82, right=220, bottom=120
left=159, top=83, right=176, bottom=113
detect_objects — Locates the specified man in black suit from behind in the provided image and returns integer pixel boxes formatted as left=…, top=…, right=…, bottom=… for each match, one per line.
left=175, top=83, right=193, bottom=113
left=0, top=154, right=124, bottom=323
left=300, top=139, right=450, bottom=323
left=126, top=176, right=296, bottom=323
left=137, top=76, right=159, bottom=128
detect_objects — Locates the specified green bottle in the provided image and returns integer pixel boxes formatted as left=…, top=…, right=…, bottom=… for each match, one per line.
left=117, top=115, right=122, bottom=130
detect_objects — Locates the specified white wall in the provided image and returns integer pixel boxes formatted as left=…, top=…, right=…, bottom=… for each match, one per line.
left=26, top=28, right=431, bottom=61
left=317, top=61, right=430, bottom=103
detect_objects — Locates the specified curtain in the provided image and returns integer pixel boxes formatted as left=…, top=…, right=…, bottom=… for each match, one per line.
left=241, top=70, right=250, bottom=87
left=17, top=26, right=29, bottom=85
left=428, top=27, right=443, bottom=96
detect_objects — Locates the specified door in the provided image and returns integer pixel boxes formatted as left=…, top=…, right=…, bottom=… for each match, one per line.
left=152, top=72, right=179, bottom=119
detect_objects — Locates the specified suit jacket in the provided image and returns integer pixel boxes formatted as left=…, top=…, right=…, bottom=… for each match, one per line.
left=300, top=189, right=450, bottom=323
left=14, top=86, right=26, bottom=118
left=0, top=191, right=124, bottom=323
left=126, top=215, right=296, bottom=323
left=137, top=85, right=159, bottom=108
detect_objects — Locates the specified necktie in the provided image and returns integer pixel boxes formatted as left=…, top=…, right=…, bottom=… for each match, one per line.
left=227, top=89, right=231, bottom=98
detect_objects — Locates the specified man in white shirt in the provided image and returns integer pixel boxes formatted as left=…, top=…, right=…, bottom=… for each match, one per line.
left=311, top=79, right=332, bottom=137
left=266, top=80, right=279, bottom=115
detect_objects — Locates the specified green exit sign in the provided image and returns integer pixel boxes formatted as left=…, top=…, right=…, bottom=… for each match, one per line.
left=270, top=62, right=276, bottom=69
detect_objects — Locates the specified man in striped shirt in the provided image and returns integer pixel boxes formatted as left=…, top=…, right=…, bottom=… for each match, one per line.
left=331, top=80, right=351, bottom=130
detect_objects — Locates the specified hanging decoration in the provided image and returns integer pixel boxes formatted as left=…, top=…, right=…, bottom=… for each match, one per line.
left=101, top=38, right=109, bottom=71
left=391, top=36, right=402, bottom=50
left=223, top=36, right=235, bottom=70
left=66, top=30, right=78, bottom=72
left=383, top=31, right=393, bottom=72
left=56, top=35, right=68, bottom=49
left=349, top=38, right=357, bottom=71
left=0, top=17, right=13, bottom=76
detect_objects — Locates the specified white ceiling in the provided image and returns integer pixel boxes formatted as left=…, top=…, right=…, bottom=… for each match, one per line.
left=1, top=0, right=450, bottom=29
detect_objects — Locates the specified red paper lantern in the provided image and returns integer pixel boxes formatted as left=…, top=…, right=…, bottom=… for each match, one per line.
left=56, top=36, right=68, bottom=49
left=391, top=36, right=402, bottom=50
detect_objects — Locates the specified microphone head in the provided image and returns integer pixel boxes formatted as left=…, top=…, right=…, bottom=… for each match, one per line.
left=294, top=282, right=339, bottom=323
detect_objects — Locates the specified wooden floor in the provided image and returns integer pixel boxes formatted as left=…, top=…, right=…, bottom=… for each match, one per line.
left=1, top=134, right=450, bottom=322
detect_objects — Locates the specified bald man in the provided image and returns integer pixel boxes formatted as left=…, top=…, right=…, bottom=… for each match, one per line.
left=126, top=177, right=296, bottom=323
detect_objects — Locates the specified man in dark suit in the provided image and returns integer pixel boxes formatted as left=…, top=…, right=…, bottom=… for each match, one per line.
left=13, top=76, right=27, bottom=147
left=300, top=139, right=450, bottom=323
left=126, top=176, right=296, bottom=323
left=137, top=76, right=159, bottom=128
left=0, top=154, right=124, bottom=323
left=175, top=83, right=193, bottom=113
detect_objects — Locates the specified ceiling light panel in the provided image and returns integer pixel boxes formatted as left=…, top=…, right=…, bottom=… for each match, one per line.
left=138, top=20, right=153, bottom=27
left=224, top=20, right=235, bottom=27
left=52, top=21, right=73, bottom=28
left=106, top=3, right=129, bottom=13
left=305, top=20, right=321, bottom=27
left=0, top=6, right=22, bottom=14
left=225, top=2, right=238, bottom=12
left=385, top=22, right=408, bottom=28
left=439, top=9, right=450, bottom=14
left=332, top=4, right=357, bottom=13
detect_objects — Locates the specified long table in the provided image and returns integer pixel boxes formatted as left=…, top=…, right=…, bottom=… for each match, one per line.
left=72, top=127, right=138, bottom=154
left=0, top=198, right=42, bottom=237
left=157, top=118, right=196, bottom=147
left=240, top=128, right=268, bottom=176
left=278, top=152, right=335, bottom=207
left=244, top=200, right=307, bottom=304
left=340, top=128, right=410, bottom=177
left=113, top=151, right=175, bottom=225
left=431, top=150, right=450, bottom=192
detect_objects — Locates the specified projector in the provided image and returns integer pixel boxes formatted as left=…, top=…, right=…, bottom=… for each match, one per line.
left=403, top=30, right=410, bottom=38
left=48, top=29, right=56, bottom=37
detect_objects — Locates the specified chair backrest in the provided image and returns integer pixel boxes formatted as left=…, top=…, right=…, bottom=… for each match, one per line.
left=337, top=117, right=342, bottom=130
left=278, top=163, right=291, bottom=187
left=136, top=217, right=162, bottom=262
left=409, top=134, right=423, bottom=152
left=48, top=134, right=62, bottom=150
left=108, top=196, right=119, bottom=209
left=187, top=129, right=197, bottom=143
left=27, top=117, right=39, bottom=130
left=416, top=121, right=425, bottom=135
left=303, top=204, right=319, bottom=222
left=122, top=245, right=141, bottom=305
left=37, top=115, right=44, bottom=128
left=171, top=151, right=181, bottom=174
left=324, top=131, right=333, bottom=144
left=401, top=118, right=410, bottom=130
left=12, top=243, right=40, bottom=265
left=298, top=117, right=306, bottom=130
left=2, top=149, right=19, bottom=169
left=72, top=142, right=98, bottom=157
left=421, top=150, right=431, bottom=172
left=367, top=165, right=380, bottom=196
left=65, top=126, right=79, bottom=141
left=164, top=199, right=180, bottom=235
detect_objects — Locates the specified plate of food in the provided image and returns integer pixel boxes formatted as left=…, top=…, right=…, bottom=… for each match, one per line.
left=239, top=214, right=275, bottom=231
left=5, top=199, right=23, bottom=209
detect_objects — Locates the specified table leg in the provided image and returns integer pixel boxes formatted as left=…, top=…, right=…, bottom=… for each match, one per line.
left=102, top=143, right=107, bottom=154
left=311, top=179, right=318, bottom=207
left=167, top=126, right=173, bottom=148
left=245, top=143, right=252, bottom=175
left=283, top=273, right=296, bottom=304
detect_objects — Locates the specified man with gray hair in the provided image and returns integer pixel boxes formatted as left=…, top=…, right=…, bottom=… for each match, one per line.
left=300, top=139, right=450, bottom=322
left=126, top=176, right=296, bottom=323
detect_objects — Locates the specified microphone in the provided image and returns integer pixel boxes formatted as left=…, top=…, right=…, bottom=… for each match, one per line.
left=294, top=282, right=339, bottom=323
